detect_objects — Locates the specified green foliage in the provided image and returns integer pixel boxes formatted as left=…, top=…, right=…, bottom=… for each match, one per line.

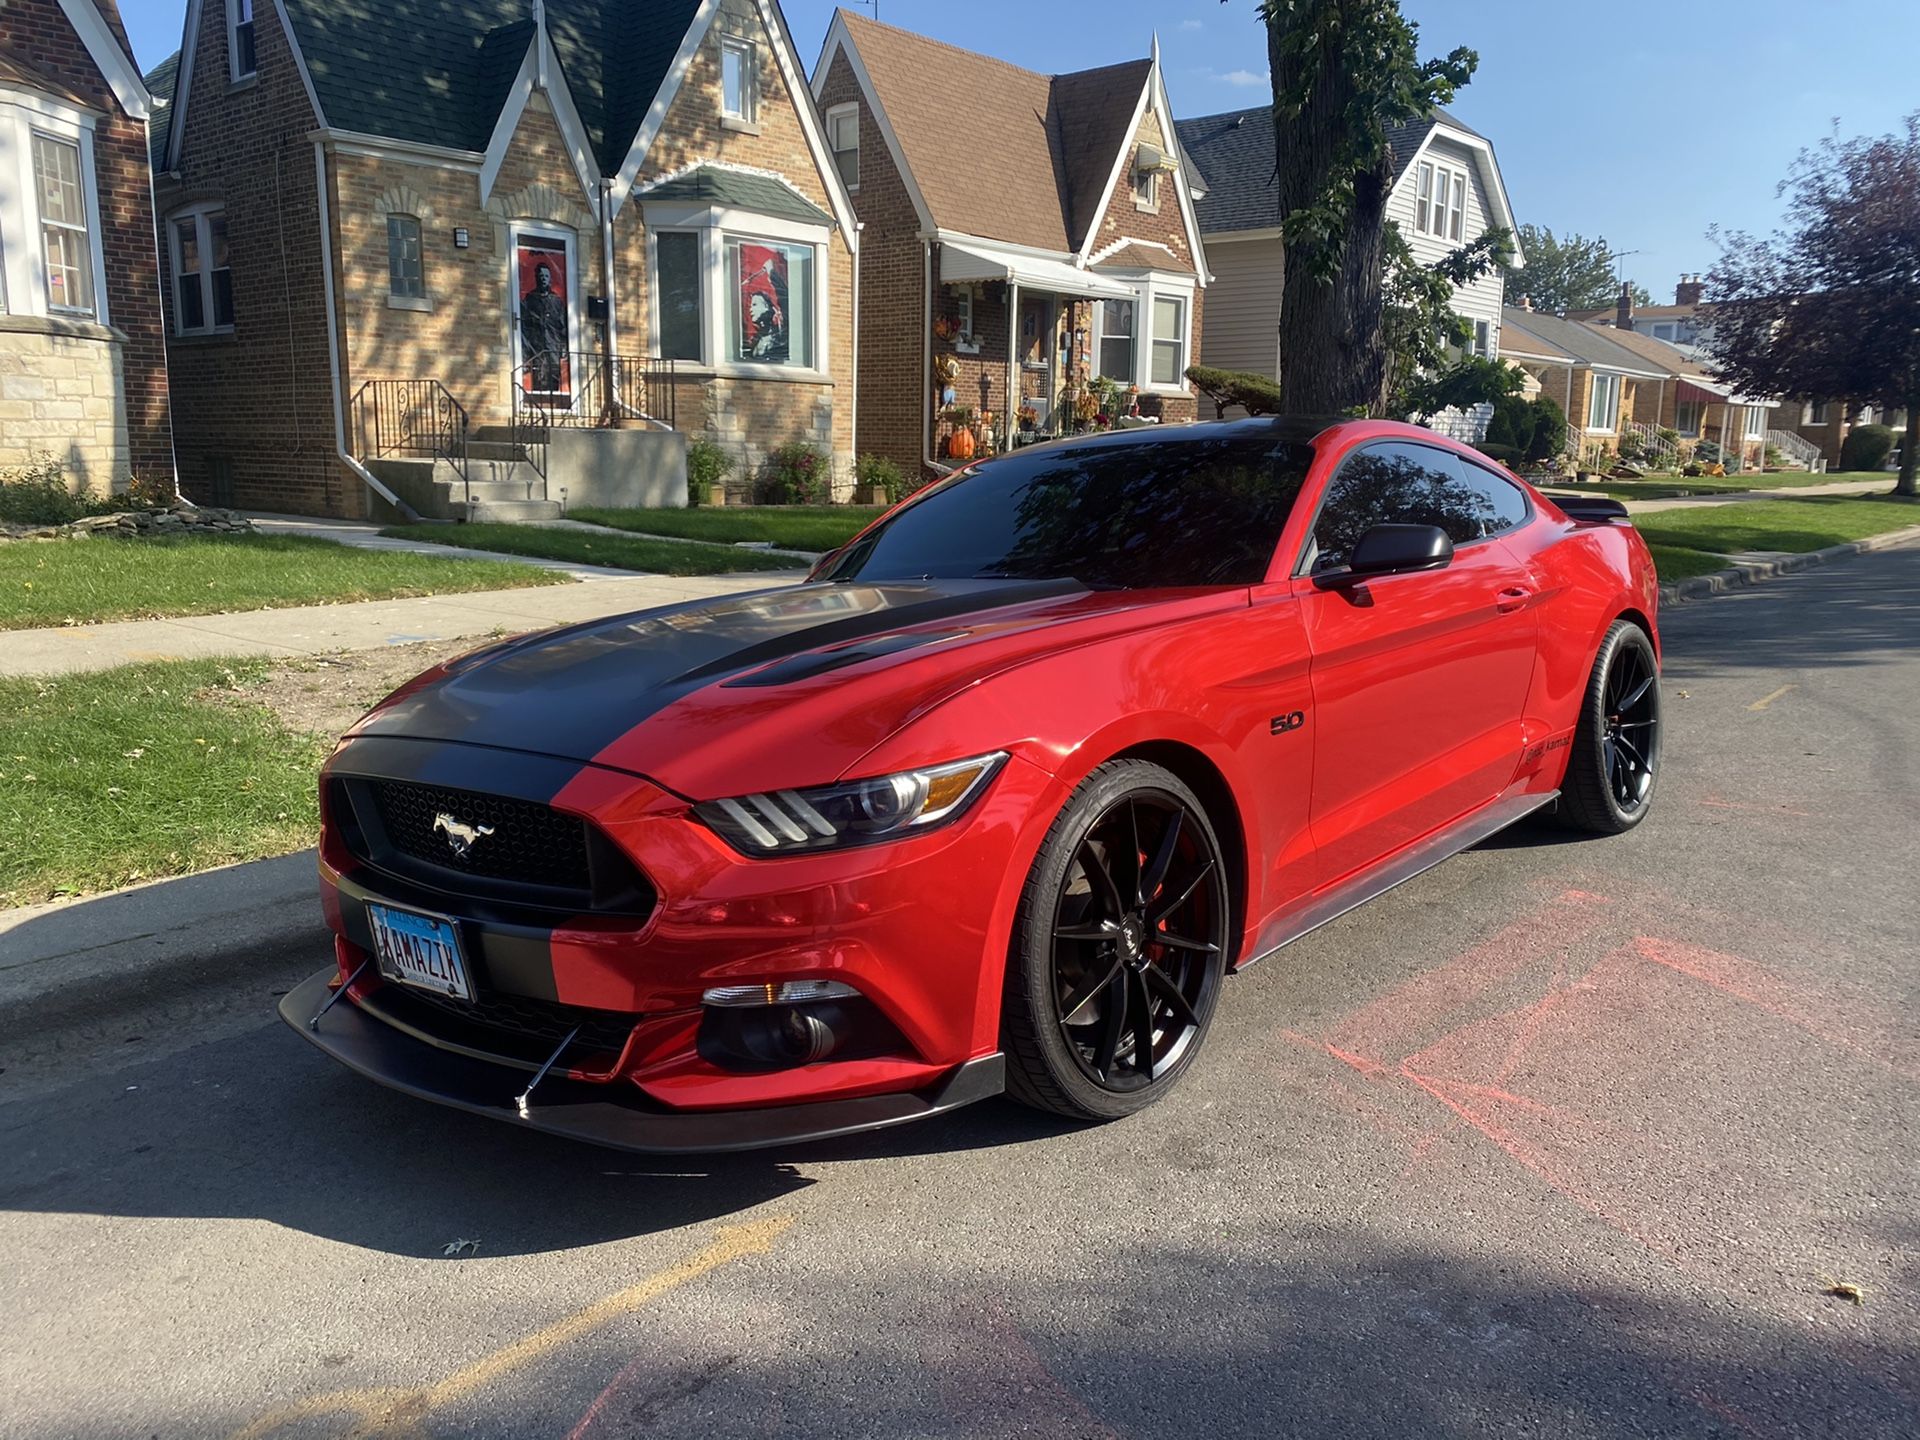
left=1381, top=222, right=1513, bottom=403
left=572, top=505, right=880, bottom=552
left=1, top=456, right=89, bottom=526
left=1839, top=423, right=1896, bottom=472
left=1484, top=391, right=1567, bottom=462
left=1185, top=365, right=1283, bottom=418
left=1257, top=0, right=1478, bottom=286
left=378, top=523, right=798, bottom=574
left=1530, top=395, right=1570, bottom=461
left=757, top=443, right=831, bottom=505
left=684, top=437, right=733, bottom=507
left=1474, top=442, right=1522, bottom=465
left=1505, top=226, right=1650, bottom=314
left=1694, top=438, right=1725, bottom=466
left=1396, top=355, right=1524, bottom=421
left=855, top=453, right=913, bottom=504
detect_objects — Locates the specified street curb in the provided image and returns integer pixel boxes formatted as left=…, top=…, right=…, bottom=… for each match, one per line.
left=1656, top=524, right=1920, bottom=606
left=0, top=850, right=326, bottom=1026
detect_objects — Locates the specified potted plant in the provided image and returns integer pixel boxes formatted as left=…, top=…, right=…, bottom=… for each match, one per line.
left=1016, top=404, right=1038, bottom=435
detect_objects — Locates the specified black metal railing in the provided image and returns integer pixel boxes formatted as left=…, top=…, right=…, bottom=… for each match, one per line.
left=351, top=379, right=472, bottom=508
left=510, top=353, right=677, bottom=481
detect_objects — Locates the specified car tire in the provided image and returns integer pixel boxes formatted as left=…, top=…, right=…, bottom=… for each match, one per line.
left=1558, top=619, right=1662, bottom=834
left=1000, top=759, right=1231, bottom=1121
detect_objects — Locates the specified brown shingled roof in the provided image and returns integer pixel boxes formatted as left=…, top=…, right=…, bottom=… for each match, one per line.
left=1094, top=241, right=1187, bottom=272
left=839, top=12, right=1153, bottom=255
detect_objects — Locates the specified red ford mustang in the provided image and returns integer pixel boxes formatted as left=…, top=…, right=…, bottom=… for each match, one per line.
left=284, top=418, right=1662, bottom=1150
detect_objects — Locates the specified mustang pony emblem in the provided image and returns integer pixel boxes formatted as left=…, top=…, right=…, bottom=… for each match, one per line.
left=432, top=813, right=495, bottom=859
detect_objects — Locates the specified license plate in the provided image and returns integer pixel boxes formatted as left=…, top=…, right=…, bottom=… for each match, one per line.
left=366, top=902, right=472, bottom=1000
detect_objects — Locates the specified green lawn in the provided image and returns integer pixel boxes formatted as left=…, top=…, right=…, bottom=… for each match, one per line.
left=0, top=658, right=329, bottom=906
left=0, top=533, right=566, bottom=631
left=570, top=505, right=884, bottom=553
left=1638, top=495, right=1920, bottom=582
left=1548, top=470, right=1888, bottom=501
left=379, top=523, right=804, bottom=575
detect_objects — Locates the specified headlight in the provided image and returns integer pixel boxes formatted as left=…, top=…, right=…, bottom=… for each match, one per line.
left=693, top=752, right=1008, bottom=854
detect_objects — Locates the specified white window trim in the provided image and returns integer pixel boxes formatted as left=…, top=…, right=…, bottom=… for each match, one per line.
left=0, top=89, right=108, bottom=323
left=1416, top=160, right=1469, bottom=240
left=720, top=36, right=759, bottom=126
left=824, top=102, right=859, bottom=193
left=1586, top=372, right=1622, bottom=435
left=1674, top=399, right=1703, bottom=438
left=226, top=0, right=257, bottom=84
left=642, top=203, right=833, bottom=382
left=167, top=201, right=232, bottom=336
left=1094, top=296, right=1136, bottom=385
left=1132, top=166, right=1159, bottom=213
left=1092, top=272, right=1195, bottom=395
left=1745, top=404, right=1768, bottom=441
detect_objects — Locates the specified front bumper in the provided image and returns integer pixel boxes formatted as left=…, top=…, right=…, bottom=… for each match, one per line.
left=281, top=969, right=1007, bottom=1153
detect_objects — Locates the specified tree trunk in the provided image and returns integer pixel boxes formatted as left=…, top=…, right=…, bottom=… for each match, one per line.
left=1268, top=9, right=1394, bottom=419
left=1898, top=393, right=1919, bottom=498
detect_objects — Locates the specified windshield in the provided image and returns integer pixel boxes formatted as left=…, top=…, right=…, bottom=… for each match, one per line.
left=817, top=430, right=1317, bottom=589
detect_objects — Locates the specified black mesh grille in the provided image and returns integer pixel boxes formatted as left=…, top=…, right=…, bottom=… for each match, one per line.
left=368, top=780, right=591, bottom=891
left=395, top=986, right=640, bottom=1057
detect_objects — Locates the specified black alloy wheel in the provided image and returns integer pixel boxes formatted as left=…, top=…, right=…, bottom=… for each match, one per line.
left=1560, top=619, right=1662, bottom=834
left=1002, top=760, right=1231, bottom=1120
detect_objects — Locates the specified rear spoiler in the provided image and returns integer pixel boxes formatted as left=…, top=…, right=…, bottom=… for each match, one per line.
left=1551, top=494, right=1631, bottom=523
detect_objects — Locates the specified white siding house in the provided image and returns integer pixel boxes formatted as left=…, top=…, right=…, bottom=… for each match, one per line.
left=1175, top=106, right=1522, bottom=429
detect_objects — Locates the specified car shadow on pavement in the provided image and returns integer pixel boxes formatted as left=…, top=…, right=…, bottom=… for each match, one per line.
left=1660, top=550, right=1920, bottom=673
left=0, top=1016, right=1082, bottom=1258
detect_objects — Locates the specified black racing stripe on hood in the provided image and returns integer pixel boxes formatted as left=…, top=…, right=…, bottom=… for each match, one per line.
left=723, top=628, right=973, bottom=687
left=351, top=579, right=1086, bottom=763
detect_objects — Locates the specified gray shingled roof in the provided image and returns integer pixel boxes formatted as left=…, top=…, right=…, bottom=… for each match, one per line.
left=635, top=164, right=831, bottom=224
left=1173, top=105, right=1482, bottom=236
left=1500, top=308, right=1669, bottom=376
left=143, top=50, right=178, bottom=170
left=278, top=0, right=702, bottom=173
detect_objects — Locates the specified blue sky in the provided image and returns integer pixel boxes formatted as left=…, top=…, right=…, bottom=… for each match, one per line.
left=117, top=0, right=1920, bottom=297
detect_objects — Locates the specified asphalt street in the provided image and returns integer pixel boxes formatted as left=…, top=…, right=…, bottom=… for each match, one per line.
left=2, top=547, right=1916, bottom=1440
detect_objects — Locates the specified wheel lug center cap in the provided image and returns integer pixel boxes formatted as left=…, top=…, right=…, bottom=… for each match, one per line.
left=1120, top=914, right=1147, bottom=958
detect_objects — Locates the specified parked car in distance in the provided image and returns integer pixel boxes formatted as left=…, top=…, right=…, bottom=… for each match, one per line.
left=285, top=417, right=1663, bottom=1150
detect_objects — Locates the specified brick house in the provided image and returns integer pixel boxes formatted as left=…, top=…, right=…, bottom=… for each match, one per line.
left=1572, top=314, right=1782, bottom=471
left=149, top=0, right=857, bottom=519
left=1175, top=104, right=1520, bottom=428
left=812, top=12, right=1208, bottom=472
left=0, top=0, right=172, bottom=494
left=1498, top=305, right=1670, bottom=463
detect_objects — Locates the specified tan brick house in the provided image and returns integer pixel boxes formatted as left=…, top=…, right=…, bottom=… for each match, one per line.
left=812, top=12, right=1208, bottom=472
left=150, top=0, right=857, bottom=519
left=1499, top=306, right=1671, bottom=464
left=0, top=0, right=172, bottom=494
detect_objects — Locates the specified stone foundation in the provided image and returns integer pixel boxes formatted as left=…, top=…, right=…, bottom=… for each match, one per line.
left=0, top=317, right=134, bottom=495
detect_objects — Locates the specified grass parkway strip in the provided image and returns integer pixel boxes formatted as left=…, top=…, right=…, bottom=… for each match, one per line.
left=377, top=522, right=807, bottom=574
left=569, top=504, right=883, bottom=552
left=1634, top=494, right=1920, bottom=581
left=0, top=533, right=567, bottom=631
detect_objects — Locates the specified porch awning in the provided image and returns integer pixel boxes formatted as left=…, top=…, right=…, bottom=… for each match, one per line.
left=1675, top=375, right=1777, bottom=407
left=939, top=240, right=1135, bottom=299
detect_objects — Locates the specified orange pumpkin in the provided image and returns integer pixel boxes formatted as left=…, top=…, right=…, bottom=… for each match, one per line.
left=946, top=427, right=977, bottom=461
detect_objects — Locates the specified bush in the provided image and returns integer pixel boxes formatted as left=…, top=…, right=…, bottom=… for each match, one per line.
left=758, top=442, right=830, bottom=505
left=1185, top=365, right=1282, bottom=418
left=1474, top=442, right=1522, bottom=465
left=1529, top=395, right=1569, bottom=461
left=0, top=456, right=86, bottom=526
left=855, top=453, right=912, bottom=505
left=685, top=436, right=733, bottom=507
left=1694, top=438, right=1724, bottom=466
left=1839, top=423, right=1895, bottom=472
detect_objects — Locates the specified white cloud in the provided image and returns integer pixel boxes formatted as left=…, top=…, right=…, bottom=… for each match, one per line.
left=1178, top=18, right=1203, bottom=30
left=1220, top=69, right=1268, bottom=87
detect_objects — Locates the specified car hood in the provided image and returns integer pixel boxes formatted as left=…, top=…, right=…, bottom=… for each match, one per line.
left=349, top=578, right=1240, bottom=796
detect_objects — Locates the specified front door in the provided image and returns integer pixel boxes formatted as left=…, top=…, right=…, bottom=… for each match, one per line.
left=1019, top=295, right=1055, bottom=429
left=1294, top=440, right=1539, bottom=884
left=510, top=228, right=576, bottom=402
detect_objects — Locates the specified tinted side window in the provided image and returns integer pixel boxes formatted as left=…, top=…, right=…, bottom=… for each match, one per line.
left=1308, top=442, right=1493, bottom=572
left=1450, top=454, right=1531, bottom=537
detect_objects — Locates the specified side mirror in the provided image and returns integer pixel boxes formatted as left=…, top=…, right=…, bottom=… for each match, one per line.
left=1317, top=524, right=1454, bottom=587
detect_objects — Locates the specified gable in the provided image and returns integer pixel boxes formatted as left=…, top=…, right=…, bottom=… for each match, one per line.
left=1051, top=59, right=1152, bottom=248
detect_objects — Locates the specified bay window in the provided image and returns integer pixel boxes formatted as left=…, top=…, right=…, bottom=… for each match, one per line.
left=1097, top=298, right=1134, bottom=381
left=32, top=134, right=93, bottom=316
left=1150, top=294, right=1185, bottom=387
left=654, top=230, right=703, bottom=361
left=1091, top=277, right=1193, bottom=394
left=645, top=210, right=829, bottom=375
left=170, top=206, right=234, bottom=335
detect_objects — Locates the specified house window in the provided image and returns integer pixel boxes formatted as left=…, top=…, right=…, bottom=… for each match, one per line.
left=1472, top=319, right=1491, bottom=357
left=1745, top=404, right=1767, bottom=440
left=170, top=207, right=233, bottom=334
left=228, top=0, right=256, bottom=81
left=826, top=104, right=858, bottom=190
left=1132, top=166, right=1158, bottom=210
left=386, top=215, right=424, bottom=300
left=654, top=231, right=703, bottom=362
left=1808, top=401, right=1830, bottom=425
left=1150, top=294, right=1186, bottom=387
left=720, top=38, right=757, bottom=123
left=1675, top=399, right=1703, bottom=437
left=1416, top=161, right=1467, bottom=239
left=31, top=134, right=93, bottom=316
left=1097, top=298, right=1135, bottom=380
left=1650, top=321, right=1679, bottom=341
left=1587, top=372, right=1622, bottom=433
left=954, top=286, right=973, bottom=342
left=727, top=237, right=813, bottom=367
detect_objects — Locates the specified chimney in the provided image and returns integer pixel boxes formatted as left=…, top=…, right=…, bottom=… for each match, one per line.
left=1519, top=294, right=1533, bottom=312
left=1616, top=280, right=1635, bottom=332
left=1675, top=273, right=1705, bottom=306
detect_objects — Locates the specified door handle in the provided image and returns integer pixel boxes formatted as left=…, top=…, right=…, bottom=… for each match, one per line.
left=1495, top=585, right=1533, bottom=613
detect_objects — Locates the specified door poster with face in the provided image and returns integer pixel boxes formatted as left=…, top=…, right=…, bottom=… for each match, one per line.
left=517, top=238, right=570, bottom=394
left=735, top=242, right=789, bottom=363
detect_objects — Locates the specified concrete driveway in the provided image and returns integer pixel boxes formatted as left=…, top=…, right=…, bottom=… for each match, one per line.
left=2, top=547, right=1915, bottom=1440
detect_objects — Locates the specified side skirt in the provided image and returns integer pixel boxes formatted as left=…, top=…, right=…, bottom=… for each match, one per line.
left=1235, top=790, right=1559, bottom=971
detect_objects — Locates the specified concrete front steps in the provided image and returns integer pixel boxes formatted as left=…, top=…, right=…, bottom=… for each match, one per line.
left=363, top=453, right=562, bottom=523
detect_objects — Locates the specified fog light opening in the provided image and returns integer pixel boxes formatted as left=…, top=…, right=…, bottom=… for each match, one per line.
left=697, top=981, right=872, bottom=1071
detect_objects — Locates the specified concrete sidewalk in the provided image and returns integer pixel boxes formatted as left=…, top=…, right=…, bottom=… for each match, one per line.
left=0, top=569, right=797, bottom=677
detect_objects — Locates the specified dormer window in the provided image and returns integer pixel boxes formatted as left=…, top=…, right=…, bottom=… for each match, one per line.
left=1132, top=143, right=1167, bottom=212
left=228, top=0, right=256, bottom=82
left=721, top=37, right=758, bottom=125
